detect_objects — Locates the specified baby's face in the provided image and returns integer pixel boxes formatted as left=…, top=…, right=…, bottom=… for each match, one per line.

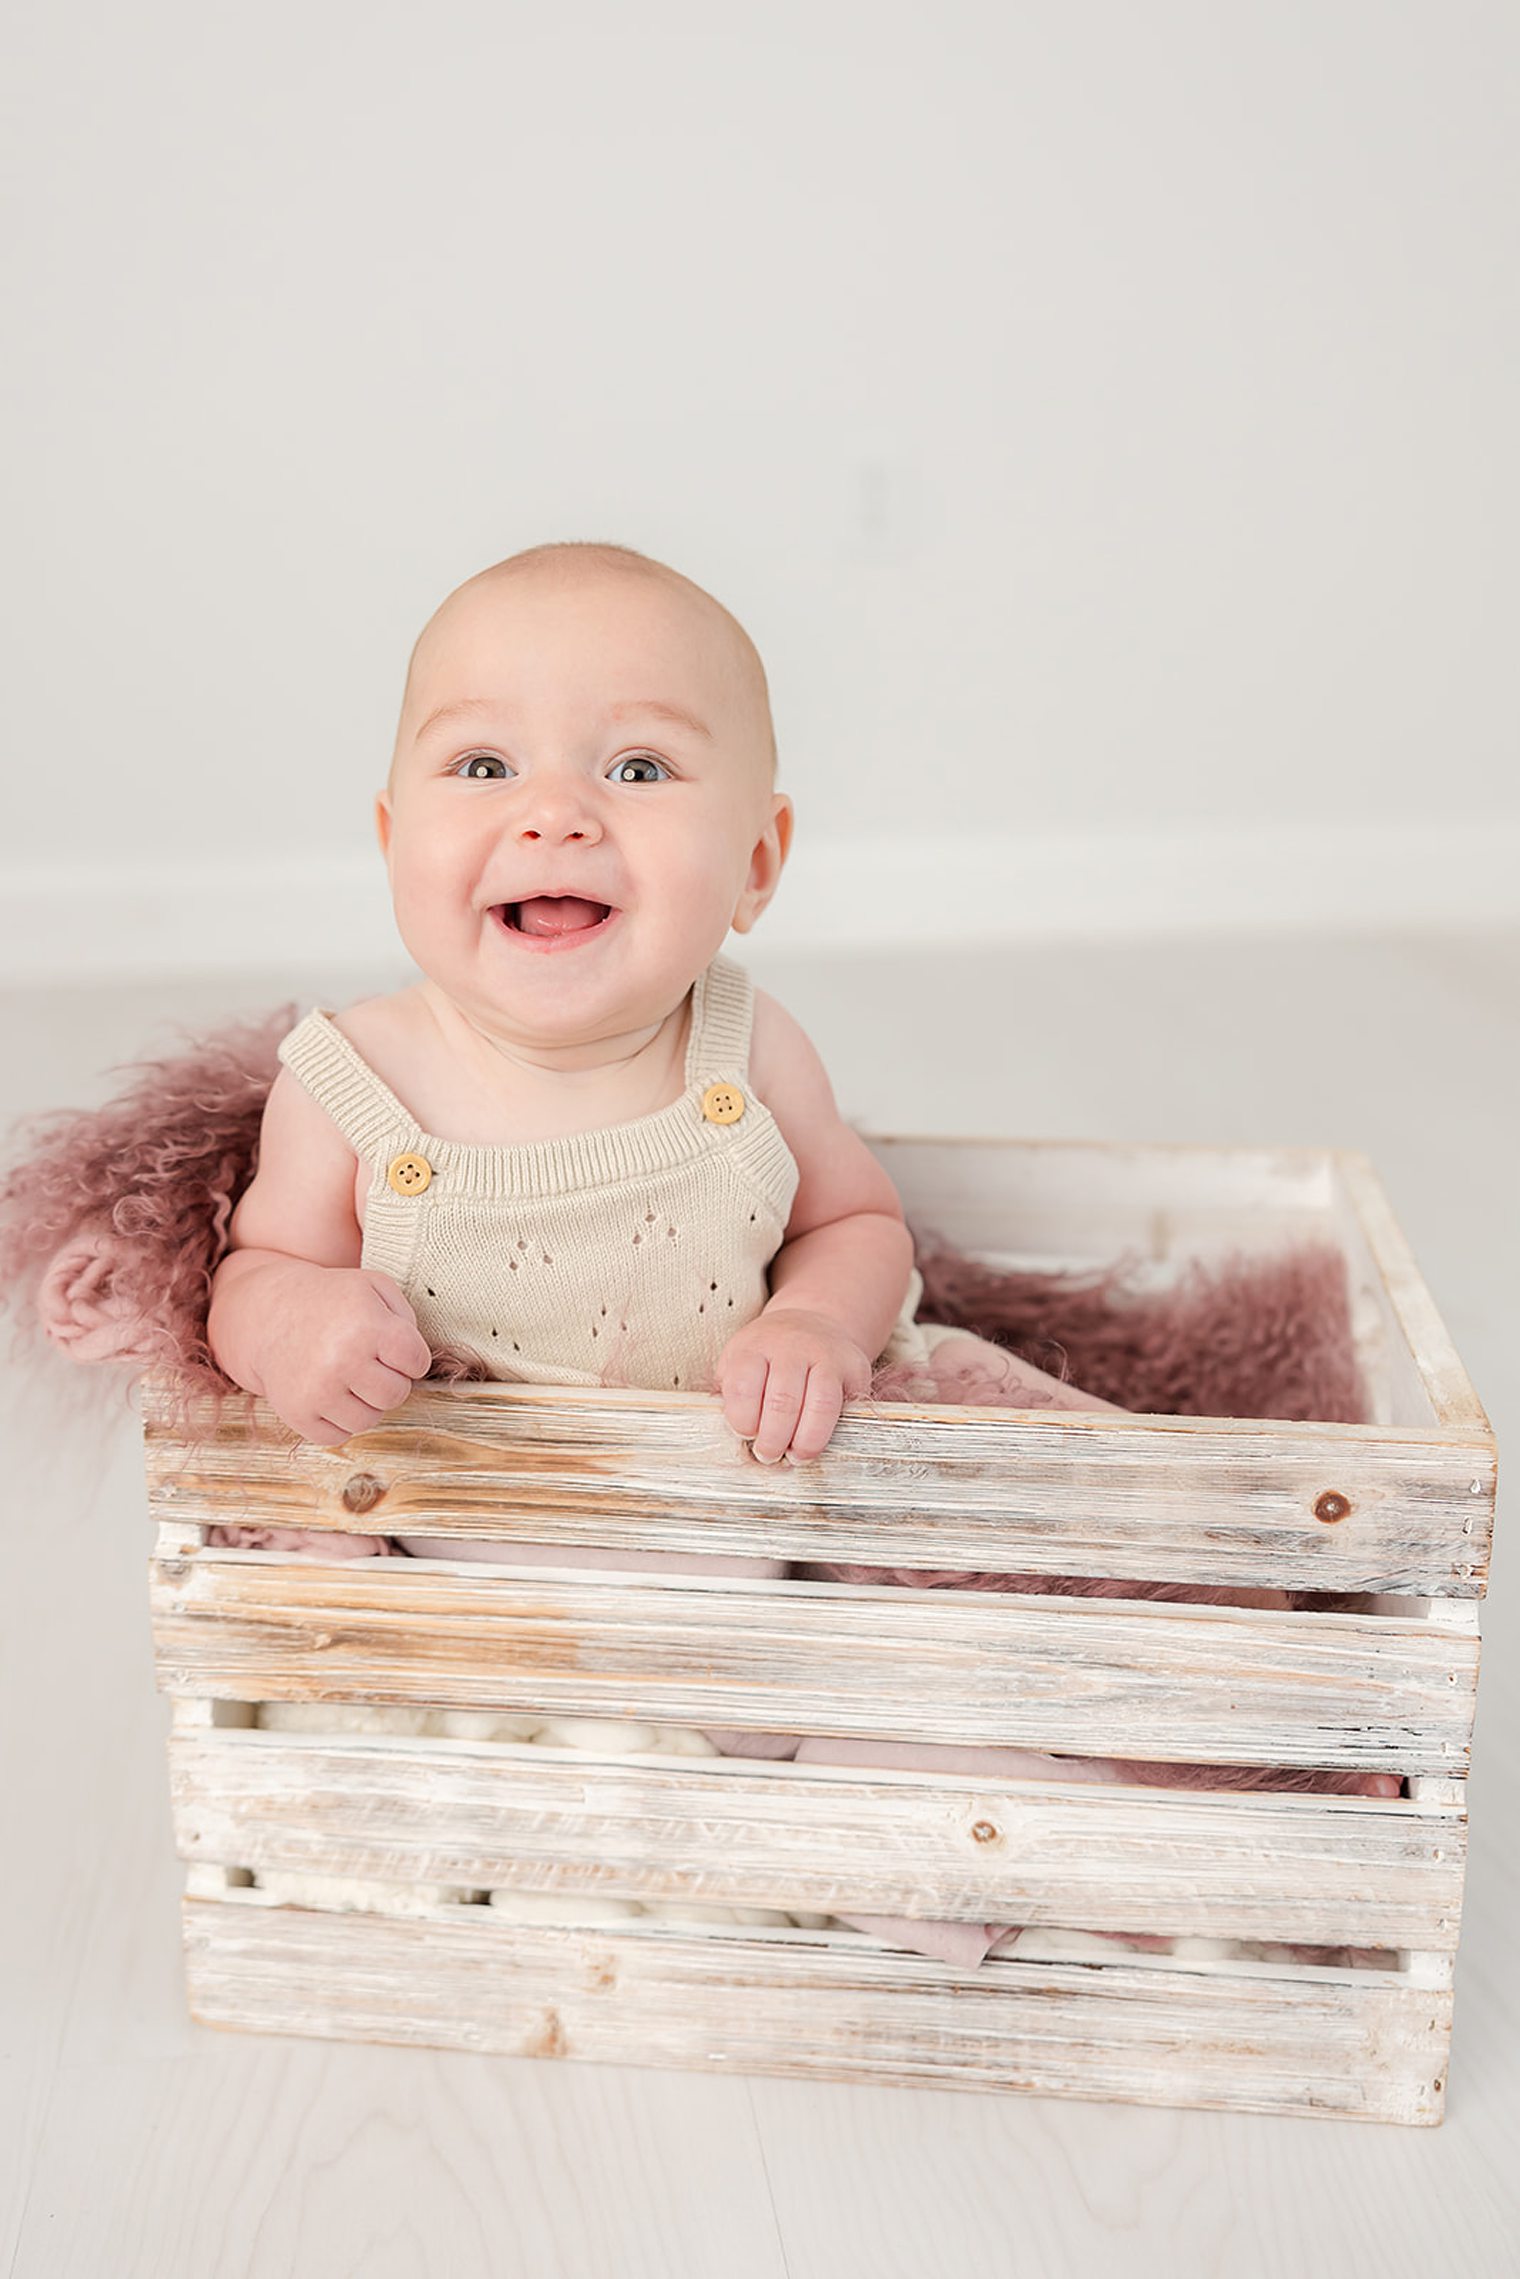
left=377, top=563, right=791, bottom=1050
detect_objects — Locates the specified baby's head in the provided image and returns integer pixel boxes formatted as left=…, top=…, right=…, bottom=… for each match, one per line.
left=377, top=543, right=793, bottom=1047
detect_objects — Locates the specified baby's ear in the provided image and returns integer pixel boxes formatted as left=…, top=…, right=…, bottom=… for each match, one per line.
left=374, top=791, right=393, bottom=860
left=732, top=793, right=793, bottom=933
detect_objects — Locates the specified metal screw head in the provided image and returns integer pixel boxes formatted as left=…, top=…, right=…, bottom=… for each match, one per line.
left=1314, top=1491, right=1352, bottom=1524
left=971, top=1820, right=999, bottom=1844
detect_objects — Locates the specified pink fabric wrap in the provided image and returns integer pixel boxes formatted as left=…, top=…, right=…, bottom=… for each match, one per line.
left=35, top=1226, right=167, bottom=1365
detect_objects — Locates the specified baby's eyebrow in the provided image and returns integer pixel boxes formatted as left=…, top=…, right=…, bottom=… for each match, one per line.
left=413, top=695, right=714, bottom=744
left=608, top=698, right=715, bottom=741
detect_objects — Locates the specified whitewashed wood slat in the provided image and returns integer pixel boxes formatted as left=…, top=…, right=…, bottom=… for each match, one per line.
left=863, top=1134, right=1340, bottom=1264
left=140, top=1378, right=1496, bottom=1599
left=151, top=1516, right=208, bottom=1560
left=165, top=1726, right=1468, bottom=1950
left=1324, top=1167, right=1438, bottom=1431
left=176, top=1892, right=1451, bottom=2125
left=148, top=1554, right=1478, bottom=1774
left=1327, top=1150, right=1494, bottom=1433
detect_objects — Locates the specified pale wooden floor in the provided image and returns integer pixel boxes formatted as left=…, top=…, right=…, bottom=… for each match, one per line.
left=2, top=932, right=1516, bottom=2279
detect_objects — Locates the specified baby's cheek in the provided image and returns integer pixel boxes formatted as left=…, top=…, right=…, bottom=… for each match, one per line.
left=389, top=843, right=475, bottom=935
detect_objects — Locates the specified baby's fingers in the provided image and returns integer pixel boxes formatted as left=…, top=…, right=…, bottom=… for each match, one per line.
left=720, top=1353, right=770, bottom=1443
left=785, top=1370, right=845, bottom=1464
left=751, top=1365, right=810, bottom=1465
left=377, top=1316, right=434, bottom=1380
left=367, top=1272, right=434, bottom=1377
left=306, top=1391, right=388, bottom=1445
left=347, top=1358, right=420, bottom=1414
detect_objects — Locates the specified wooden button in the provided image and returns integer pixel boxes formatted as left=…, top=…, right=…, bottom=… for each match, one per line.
left=386, top=1151, right=433, bottom=1196
left=700, top=1082, right=746, bottom=1125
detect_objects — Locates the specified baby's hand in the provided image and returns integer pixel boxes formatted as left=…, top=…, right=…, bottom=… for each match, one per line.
left=715, top=1307, right=873, bottom=1465
left=256, top=1265, right=435, bottom=1448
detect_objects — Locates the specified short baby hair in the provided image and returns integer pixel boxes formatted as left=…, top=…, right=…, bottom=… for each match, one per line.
left=487, top=538, right=678, bottom=586
left=391, top=540, right=778, bottom=789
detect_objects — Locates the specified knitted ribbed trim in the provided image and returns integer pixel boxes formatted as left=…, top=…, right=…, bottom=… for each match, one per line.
left=275, top=951, right=777, bottom=1202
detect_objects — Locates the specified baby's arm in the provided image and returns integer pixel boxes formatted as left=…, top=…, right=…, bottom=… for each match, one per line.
left=714, top=990, right=915, bottom=1465
left=207, top=1065, right=432, bottom=1444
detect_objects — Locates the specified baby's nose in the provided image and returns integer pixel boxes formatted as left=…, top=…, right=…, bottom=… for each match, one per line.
left=517, top=790, right=602, bottom=843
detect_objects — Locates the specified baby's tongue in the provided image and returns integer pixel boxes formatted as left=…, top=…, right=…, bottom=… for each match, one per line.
left=514, top=895, right=607, bottom=936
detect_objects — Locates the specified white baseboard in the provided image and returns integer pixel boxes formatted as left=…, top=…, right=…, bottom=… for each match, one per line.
left=2, top=821, right=1516, bottom=982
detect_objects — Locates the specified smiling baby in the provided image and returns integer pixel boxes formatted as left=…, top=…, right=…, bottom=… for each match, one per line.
left=206, top=540, right=1120, bottom=1505
left=197, top=542, right=1391, bottom=1968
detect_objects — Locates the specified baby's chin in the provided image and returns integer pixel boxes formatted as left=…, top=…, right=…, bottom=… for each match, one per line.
left=411, top=926, right=702, bottom=1032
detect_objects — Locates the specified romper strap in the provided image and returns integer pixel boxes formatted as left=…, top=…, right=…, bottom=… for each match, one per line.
left=277, top=1011, right=423, bottom=1159
left=683, top=952, right=754, bottom=1087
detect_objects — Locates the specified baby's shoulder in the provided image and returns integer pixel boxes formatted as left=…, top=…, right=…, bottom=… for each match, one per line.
left=326, top=985, right=414, bottom=1043
left=747, top=984, right=786, bottom=1098
left=748, top=985, right=831, bottom=1104
left=324, top=987, right=427, bottom=1087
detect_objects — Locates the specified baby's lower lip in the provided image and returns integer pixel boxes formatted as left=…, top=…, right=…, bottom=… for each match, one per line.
left=489, top=903, right=621, bottom=953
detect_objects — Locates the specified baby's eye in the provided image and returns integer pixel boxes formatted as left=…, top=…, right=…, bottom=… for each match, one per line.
left=449, top=751, right=668, bottom=784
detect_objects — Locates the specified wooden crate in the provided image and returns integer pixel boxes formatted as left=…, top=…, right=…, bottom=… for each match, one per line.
left=143, top=1138, right=1494, bottom=2124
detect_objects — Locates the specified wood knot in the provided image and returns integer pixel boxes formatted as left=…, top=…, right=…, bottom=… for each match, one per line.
left=1314, top=1491, right=1352, bottom=1524
left=525, top=2006, right=568, bottom=2057
left=971, top=1820, right=1000, bottom=1845
left=341, top=1473, right=387, bottom=1514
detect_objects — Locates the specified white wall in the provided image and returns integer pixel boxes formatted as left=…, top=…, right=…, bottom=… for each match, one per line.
left=5, top=1, right=1517, bottom=976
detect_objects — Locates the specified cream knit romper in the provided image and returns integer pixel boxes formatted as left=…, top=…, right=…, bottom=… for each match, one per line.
left=277, top=949, right=939, bottom=1578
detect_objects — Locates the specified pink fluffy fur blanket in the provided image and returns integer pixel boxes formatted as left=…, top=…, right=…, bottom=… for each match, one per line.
left=0, top=1002, right=1369, bottom=1584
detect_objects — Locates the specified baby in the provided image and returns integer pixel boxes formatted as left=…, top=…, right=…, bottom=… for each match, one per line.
left=201, top=539, right=1148, bottom=1964
left=209, top=542, right=1118, bottom=1477
left=204, top=541, right=1390, bottom=1970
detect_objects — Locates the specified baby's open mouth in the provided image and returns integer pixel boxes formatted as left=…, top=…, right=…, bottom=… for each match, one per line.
left=496, top=896, right=617, bottom=938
